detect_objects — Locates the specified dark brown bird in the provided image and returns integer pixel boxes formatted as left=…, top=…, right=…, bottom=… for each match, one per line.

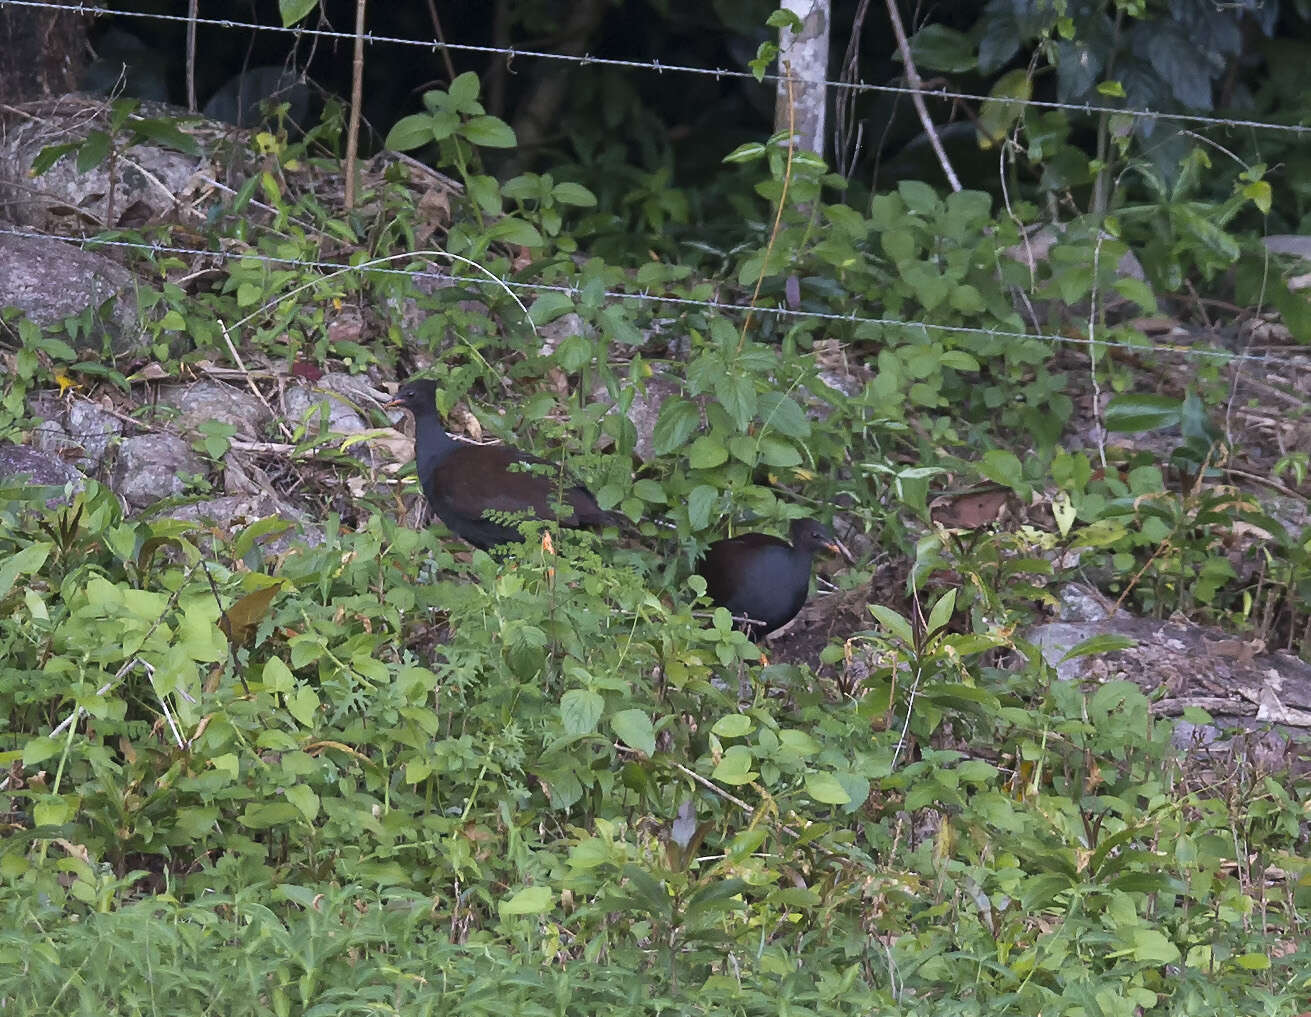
left=388, top=378, right=615, bottom=550
left=699, top=518, right=850, bottom=640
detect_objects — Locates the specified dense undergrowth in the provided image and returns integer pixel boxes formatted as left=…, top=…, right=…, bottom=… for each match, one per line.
left=1, top=64, right=1310, bottom=1017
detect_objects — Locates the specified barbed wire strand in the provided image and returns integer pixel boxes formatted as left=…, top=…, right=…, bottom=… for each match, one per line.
left=0, top=225, right=1295, bottom=369
left=1, top=0, right=1308, bottom=135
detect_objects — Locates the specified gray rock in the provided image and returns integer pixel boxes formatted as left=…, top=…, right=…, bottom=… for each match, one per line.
left=605, top=373, right=688, bottom=463
left=65, top=400, right=123, bottom=469
left=0, top=441, right=85, bottom=505
left=0, top=96, right=206, bottom=234
left=285, top=378, right=368, bottom=437
left=110, top=433, right=207, bottom=509
left=0, top=234, right=143, bottom=354
left=157, top=380, right=271, bottom=440
left=159, top=493, right=322, bottom=557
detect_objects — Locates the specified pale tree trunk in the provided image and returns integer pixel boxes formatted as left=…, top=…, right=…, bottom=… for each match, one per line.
left=774, top=0, right=832, bottom=158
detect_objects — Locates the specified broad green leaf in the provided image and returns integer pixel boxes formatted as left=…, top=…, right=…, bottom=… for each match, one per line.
left=868, top=604, right=913, bottom=644
left=711, top=714, right=753, bottom=738
left=687, top=484, right=718, bottom=531
left=1104, top=394, right=1183, bottom=432
left=500, top=885, right=554, bottom=916
left=23, top=736, right=60, bottom=766
left=908, top=24, right=977, bottom=73
left=286, top=686, right=320, bottom=727
left=758, top=436, right=802, bottom=468
left=284, top=784, right=319, bottom=822
left=632, top=479, right=667, bottom=504
left=611, top=709, right=656, bottom=756
left=528, top=292, right=575, bottom=325
left=756, top=391, right=810, bottom=438
left=462, top=115, right=517, bottom=148
left=711, top=745, right=757, bottom=785
left=486, top=217, right=543, bottom=248
left=552, top=181, right=597, bottom=207
left=979, top=449, right=1023, bottom=492
left=278, top=0, right=316, bottom=25
left=805, top=771, right=852, bottom=806
left=384, top=114, right=436, bottom=152
left=1131, top=929, right=1180, bottom=964
left=652, top=398, right=699, bottom=455
left=561, top=688, right=604, bottom=735
left=977, top=68, right=1031, bottom=148
left=0, top=542, right=51, bottom=601
left=263, top=656, right=294, bottom=693
left=688, top=436, right=728, bottom=469
left=447, top=71, right=482, bottom=111
left=926, top=588, right=956, bottom=637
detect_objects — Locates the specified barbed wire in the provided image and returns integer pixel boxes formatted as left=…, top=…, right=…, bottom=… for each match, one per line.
left=1, top=225, right=1296, bottom=369
left=1, top=0, right=1308, bottom=135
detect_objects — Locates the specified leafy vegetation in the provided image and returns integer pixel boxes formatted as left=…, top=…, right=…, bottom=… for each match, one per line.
left=2, top=8, right=1310, bottom=1017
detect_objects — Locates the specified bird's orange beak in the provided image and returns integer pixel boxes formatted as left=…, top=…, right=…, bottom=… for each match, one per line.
left=826, top=537, right=856, bottom=565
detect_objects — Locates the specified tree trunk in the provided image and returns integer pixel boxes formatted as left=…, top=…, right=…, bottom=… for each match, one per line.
left=775, top=0, right=832, bottom=158
left=0, top=0, right=88, bottom=104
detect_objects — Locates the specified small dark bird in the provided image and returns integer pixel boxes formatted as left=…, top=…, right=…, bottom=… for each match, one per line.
left=388, top=378, right=615, bottom=550
left=699, top=518, right=851, bottom=640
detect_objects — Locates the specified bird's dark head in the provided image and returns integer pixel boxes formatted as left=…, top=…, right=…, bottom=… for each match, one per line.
left=789, top=518, right=854, bottom=563
left=387, top=378, right=440, bottom=415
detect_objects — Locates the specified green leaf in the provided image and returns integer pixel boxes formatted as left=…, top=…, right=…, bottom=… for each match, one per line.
left=611, top=709, right=656, bottom=756
left=1060, top=634, right=1136, bottom=662
left=22, top=736, right=61, bottom=766
left=979, top=449, right=1023, bottom=492
left=868, top=604, right=913, bottom=644
left=688, top=485, right=718, bottom=531
left=716, top=374, right=757, bottom=431
left=1104, top=394, right=1183, bottom=432
left=756, top=391, right=810, bottom=438
left=486, top=217, right=544, bottom=248
left=528, top=292, right=575, bottom=325
left=688, top=436, right=728, bottom=469
left=805, top=771, right=852, bottom=806
left=284, top=784, right=319, bottom=822
left=1131, top=929, right=1181, bottom=964
left=925, top=588, right=956, bottom=637
left=462, top=115, right=517, bottom=148
left=711, top=745, right=757, bottom=785
left=555, top=335, right=592, bottom=372
left=263, top=657, right=294, bottom=693
left=500, top=885, right=554, bottom=916
left=711, top=714, right=753, bottom=738
left=940, top=350, right=980, bottom=372
left=561, top=688, right=604, bottom=736
left=466, top=174, right=502, bottom=216
left=652, top=398, right=699, bottom=456
left=29, top=142, right=80, bottom=176
left=131, top=118, right=201, bottom=156
left=76, top=130, right=110, bottom=172
left=286, top=686, right=319, bottom=727
left=551, top=181, right=597, bottom=207
left=758, top=436, right=801, bottom=468
left=446, top=71, right=482, bottom=111
left=723, top=142, right=766, bottom=164
left=908, top=24, right=977, bottom=73
left=632, top=479, right=667, bottom=504
left=977, top=68, right=1031, bottom=148
left=384, top=114, right=435, bottom=152
left=0, top=542, right=51, bottom=601
left=278, top=0, right=317, bottom=25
